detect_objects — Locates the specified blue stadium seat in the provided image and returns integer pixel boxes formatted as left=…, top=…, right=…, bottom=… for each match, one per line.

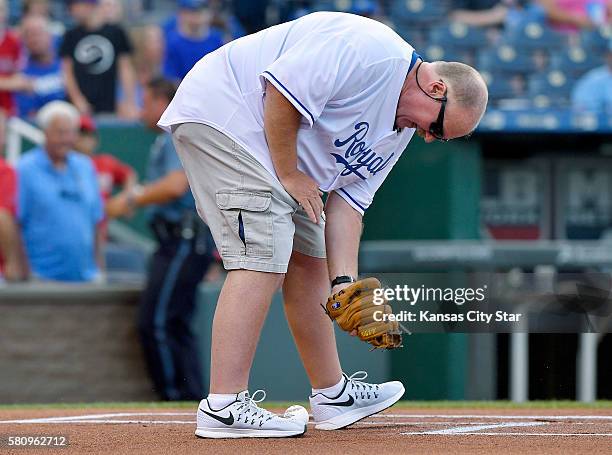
left=527, top=70, right=574, bottom=108
left=389, top=0, right=449, bottom=24
left=311, top=0, right=350, bottom=12
left=477, top=45, right=537, bottom=74
left=480, top=72, right=522, bottom=102
left=549, top=47, right=604, bottom=78
left=502, top=20, right=567, bottom=50
left=579, top=27, right=612, bottom=51
left=422, top=44, right=471, bottom=63
left=428, top=22, right=488, bottom=51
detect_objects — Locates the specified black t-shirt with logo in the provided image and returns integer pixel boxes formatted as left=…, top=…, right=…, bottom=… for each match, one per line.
left=59, top=24, right=132, bottom=113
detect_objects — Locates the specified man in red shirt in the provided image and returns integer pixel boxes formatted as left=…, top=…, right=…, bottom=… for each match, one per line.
left=74, top=115, right=135, bottom=239
left=0, top=0, right=23, bottom=115
left=75, top=115, right=136, bottom=201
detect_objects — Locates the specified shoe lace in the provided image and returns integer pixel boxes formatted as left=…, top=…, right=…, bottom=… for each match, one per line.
left=235, top=390, right=275, bottom=425
left=348, top=371, right=379, bottom=394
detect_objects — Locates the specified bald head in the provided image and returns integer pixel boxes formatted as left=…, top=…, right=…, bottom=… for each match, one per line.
left=430, top=61, right=488, bottom=132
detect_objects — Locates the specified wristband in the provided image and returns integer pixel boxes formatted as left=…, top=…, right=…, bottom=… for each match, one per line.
left=331, top=275, right=356, bottom=287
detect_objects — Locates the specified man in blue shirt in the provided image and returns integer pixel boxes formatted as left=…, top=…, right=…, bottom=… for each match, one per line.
left=15, top=15, right=66, bottom=119
left=17, top=100, right=103, bottom=282
left=162, top=0, right=224, bottom=82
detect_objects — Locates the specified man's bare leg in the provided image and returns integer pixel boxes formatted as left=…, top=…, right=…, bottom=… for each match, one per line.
left=283, top=251, right=342, bottom=389
left=209, top=269, right=284, bottom=393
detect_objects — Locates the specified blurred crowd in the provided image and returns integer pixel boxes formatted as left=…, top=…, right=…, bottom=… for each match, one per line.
left=0, top=0, right=611, bottom=283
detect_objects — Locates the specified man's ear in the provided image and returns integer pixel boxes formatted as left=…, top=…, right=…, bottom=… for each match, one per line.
left=430, top=80, right=446, bottom=98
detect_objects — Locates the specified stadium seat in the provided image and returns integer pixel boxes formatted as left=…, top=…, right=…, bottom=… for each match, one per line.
left=477, top=45, right=537, bottom=74
left=480, top=71, right=522, bottom=102
left=388, top=0, right=449, bottom=24
left=527, top=70, right=574, bottom=108
left=502, top=20, right=567, bottom=50
left=422, top=44, right=471, bottom=64
left=549, top=47, right=604, bottom=79
left=311, top=0, right=349, bottom=12
left=428, top=22, right=488, bottom=51
left=579, top=26, right=612, bottom=51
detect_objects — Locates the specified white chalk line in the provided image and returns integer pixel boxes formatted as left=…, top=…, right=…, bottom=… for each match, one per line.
left=402, top=421, right=545, bottom=435
left=2, top=412, right=611, bottom=424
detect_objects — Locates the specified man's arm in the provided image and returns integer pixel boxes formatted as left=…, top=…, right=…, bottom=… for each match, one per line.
left=263, top=81, right=323, bottom=223
left=0, top=73, right=33, bottom=92
left=62, top=57, right=91, bottom=113
left=117, top=55, right=139, bottom=119
left=105, top=170, right=189, bottom=218
left=325, top=191, right=363, bottom=293
left=450, top=4, right=508, bottom=27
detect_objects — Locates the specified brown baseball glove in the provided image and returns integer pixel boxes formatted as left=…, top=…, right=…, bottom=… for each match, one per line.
left=324, top=277, right=402, bottom=350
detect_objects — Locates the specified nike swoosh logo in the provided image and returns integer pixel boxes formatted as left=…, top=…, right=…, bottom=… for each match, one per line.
left=200, top=408, right=234, bottom=425
left=318, top=395, right=355, bottom=407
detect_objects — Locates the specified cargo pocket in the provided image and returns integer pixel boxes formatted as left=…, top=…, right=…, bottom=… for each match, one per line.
left=216, top=190, right=274, bottom=259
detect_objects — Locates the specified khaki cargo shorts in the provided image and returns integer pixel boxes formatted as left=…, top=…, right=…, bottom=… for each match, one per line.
left=172, top=122, right=326, bottom=274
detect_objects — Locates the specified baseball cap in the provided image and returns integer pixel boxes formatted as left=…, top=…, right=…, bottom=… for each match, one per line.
left=178, top=0, right=208, bottom=10
left=79, top=115, right=97, bottom=134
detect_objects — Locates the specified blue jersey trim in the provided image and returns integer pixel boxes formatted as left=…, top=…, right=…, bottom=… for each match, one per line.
left=262, top=71, right=315, bottom=125
left=338, top=188, right=367, bottom=212
left=409, top=51, right=421, bottom=72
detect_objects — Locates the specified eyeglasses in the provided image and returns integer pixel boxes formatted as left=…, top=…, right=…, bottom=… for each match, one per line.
left=415, top=61, right=448, bottom=142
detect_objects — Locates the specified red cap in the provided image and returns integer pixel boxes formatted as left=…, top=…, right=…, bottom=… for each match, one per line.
left=79, top=115, right=97, bottom=133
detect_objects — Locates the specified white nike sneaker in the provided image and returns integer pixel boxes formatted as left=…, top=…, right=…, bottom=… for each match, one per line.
left=195, top=390, right=307, bottom=439
left=310, top=371, right=405, bottom=430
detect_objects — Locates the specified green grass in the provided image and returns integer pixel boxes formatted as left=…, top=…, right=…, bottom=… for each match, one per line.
left=0, top=400, right=610, bottom=411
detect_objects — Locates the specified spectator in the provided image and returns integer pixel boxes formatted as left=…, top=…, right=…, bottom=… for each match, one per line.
left=571, top=41, right=612, bottom=112
left=162, top=0, right=224, bottom=82
left=21, top=0, right=65, bottom=38
left=75, top=114, right=135, bottom=205
left=0, top=0, right=23, bottom=115
left=17, top=101, right=104, bottom=282
left=125, top=24, right=164, bottom=110
left=106, top=78, right=214, bottom=400
left=60, top=0, right=138, bottom=118
left=537, top=0, right=607, bottom=33
left=74, top=114, right=135, bottom=240
left=0, top=113, right=28, bottom=282
left=99, top=0, right=124, bottom=25
left=14, top=15, right=65, bottom=119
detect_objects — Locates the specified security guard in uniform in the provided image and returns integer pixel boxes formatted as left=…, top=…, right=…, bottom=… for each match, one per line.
left=106, top=77, right=214, bottom=400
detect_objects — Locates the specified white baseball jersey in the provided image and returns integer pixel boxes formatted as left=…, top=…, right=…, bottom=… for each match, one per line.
left=159, top=12, right=419, bottom=214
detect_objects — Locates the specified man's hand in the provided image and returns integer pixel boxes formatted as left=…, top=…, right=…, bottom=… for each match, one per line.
left=280, top=169, right=323, bottom=223
left=105, top=191, right=133, bottom=218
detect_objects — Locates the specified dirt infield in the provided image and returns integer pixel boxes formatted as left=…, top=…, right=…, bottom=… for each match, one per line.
left=1, top=406, right=611, bottom=455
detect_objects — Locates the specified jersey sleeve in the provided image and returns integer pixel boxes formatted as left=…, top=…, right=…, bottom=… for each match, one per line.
left=259, top=36, right=361, bottom=127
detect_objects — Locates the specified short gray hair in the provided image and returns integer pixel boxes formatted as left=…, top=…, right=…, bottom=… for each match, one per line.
left=37, top=101, right=80, bottom=130
left=431, top=61, right=489, bottom=124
